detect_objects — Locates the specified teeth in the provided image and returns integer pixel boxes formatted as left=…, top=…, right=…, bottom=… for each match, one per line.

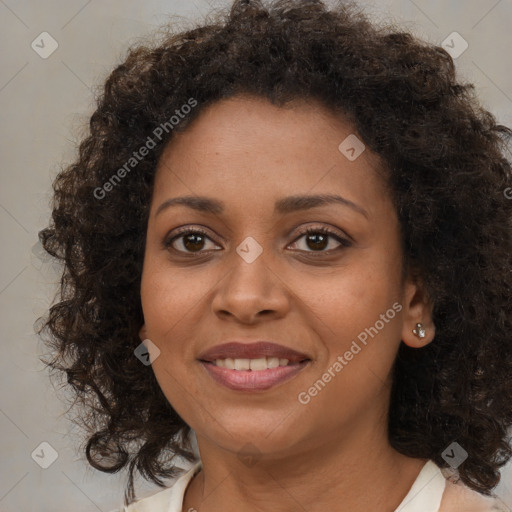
left=249, top=358, right=267, bottom=371
left=267, top=357, right=279, bottom=368
left=213, top=357, right=291, bottom=370
left=234, top=358, right=250, bottom=370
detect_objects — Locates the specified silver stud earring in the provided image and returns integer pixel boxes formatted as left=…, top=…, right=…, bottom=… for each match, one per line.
left=412, top=323, right=426, bottom=338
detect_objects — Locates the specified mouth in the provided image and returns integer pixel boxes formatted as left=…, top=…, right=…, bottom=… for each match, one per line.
left=206, top=356, right=302, bottom=369
left=198, top=341, right=311, bottom=391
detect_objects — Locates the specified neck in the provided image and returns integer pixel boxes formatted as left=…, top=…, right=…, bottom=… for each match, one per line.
left=183, top=423, right=427, bottom=512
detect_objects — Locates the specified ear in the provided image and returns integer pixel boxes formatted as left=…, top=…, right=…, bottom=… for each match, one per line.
left=139, top=323, right=148, bottom=342
left=400, top=274, right=436, bottom=348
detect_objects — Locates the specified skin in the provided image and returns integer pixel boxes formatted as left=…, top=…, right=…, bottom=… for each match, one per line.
left=139, top=94, right=436, bottom=512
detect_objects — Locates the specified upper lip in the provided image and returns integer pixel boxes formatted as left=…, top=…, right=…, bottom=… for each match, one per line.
left=198, top=341, right=310, bottom=363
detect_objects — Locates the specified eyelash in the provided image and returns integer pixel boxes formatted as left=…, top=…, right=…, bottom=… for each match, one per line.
left=163, top=225, right=352, bottom=256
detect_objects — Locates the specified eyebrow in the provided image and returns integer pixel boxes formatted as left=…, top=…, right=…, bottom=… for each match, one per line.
left=155, top=193, right=369, bottom=218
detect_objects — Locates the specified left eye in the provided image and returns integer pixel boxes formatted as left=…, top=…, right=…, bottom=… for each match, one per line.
left=289, top=228, right=350, bottom=253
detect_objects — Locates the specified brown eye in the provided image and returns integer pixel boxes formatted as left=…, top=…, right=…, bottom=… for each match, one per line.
left=165, top=228, right=221, bottom=254
left=289, top=227, right=351, bottom=253
left=304, top=232, right=329, bottom=251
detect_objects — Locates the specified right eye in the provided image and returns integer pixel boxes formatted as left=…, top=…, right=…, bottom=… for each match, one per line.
left=164, top=228, right=222, bottom=254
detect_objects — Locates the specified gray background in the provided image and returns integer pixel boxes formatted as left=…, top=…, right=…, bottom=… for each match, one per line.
left=1, top=0, right=511, bottom=510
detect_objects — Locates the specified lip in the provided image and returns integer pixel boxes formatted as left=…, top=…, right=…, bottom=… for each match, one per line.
left=198, top=341, right=310, bottom=363
left=200, top=360, right=310, bottom=391
left=197, top=341, right=311, bottom=392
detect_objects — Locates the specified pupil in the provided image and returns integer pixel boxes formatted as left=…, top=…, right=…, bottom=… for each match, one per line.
left=184, top=233, right=204, bottom=251
left=307, top=233, right=327, bottom=250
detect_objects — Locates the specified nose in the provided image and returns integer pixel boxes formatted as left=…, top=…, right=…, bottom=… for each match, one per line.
left=211, top=249, right=290, bottom=324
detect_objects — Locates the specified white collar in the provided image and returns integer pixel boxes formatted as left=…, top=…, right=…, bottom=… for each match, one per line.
left=394, top=460, right=446, bottom=512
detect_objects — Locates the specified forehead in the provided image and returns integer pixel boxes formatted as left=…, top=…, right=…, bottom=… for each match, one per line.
left=151, top=94, right=390, bottom=218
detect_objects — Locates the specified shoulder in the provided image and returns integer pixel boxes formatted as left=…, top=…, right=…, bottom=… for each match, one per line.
left=439, top=473, right=507, bottom=512
left=107, top=461, right=202, bottom=512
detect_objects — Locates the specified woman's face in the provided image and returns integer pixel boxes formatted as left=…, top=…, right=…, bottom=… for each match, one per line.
left=140, top=94, right=431, bottom=459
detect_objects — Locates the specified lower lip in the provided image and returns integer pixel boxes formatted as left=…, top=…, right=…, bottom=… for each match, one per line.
left=199, top=361, right=309, bottom=391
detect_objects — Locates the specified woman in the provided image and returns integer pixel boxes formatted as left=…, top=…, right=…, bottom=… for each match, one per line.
left=38, top=0, right=512, bottom=510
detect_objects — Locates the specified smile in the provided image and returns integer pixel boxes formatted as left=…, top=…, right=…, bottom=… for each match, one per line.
left=200, top=359, right=310, bottom=391
left=212, top=357, right=293, bottom=370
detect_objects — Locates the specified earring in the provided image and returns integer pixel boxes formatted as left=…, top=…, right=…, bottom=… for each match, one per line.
left=412, top=323, right=426, bottom=339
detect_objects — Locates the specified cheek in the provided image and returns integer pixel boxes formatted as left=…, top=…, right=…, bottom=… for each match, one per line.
left=302, top=249, right=403, bottom=384
left=139, top=266, right=202, bottom=392
left=306, top=258, right=401, bottom=338
left=297, top=274, right=402, bottom=424
left=140, top=257, right=206, bottom=336
left=140, top=262, right=204, bottom=411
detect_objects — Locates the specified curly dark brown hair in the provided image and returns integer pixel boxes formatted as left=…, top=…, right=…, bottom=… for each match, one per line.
left=37, top=0, right=512, bottom=506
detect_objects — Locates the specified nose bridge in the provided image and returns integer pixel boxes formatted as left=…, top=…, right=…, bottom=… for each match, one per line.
left=226, top=237, right=275, bottom=296
left=212, top=236, right=288, bottom=320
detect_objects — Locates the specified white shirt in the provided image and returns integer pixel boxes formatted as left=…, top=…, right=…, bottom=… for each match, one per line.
left=109, top=459, right=505, bottom=512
